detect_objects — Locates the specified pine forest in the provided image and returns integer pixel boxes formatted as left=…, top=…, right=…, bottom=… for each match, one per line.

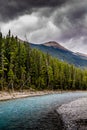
left=0, top=31, right=87, bottom=91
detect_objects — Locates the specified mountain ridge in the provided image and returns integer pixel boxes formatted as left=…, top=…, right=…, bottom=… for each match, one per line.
left=18, top=38, right=87, bottom=67
left=75, top=52, right=87, bottom=59
left=30, top=41, right=87, bottom=67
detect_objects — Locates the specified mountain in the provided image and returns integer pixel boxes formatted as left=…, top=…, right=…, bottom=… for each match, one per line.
left=30, top=41, right=87, bottom=67
left=75, top=52, right=87, bottom=60
left=43, top=41, right=68, bottom=51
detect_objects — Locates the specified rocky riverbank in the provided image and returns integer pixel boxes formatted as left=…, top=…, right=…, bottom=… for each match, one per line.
left=57, top=98, right=87, bottom=130
left=0, top=90, right=63, bottom=101
left=0, top=90, right=86, bottom=101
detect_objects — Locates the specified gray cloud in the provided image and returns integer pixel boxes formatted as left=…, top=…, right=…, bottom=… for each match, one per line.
left=51, top=1, right=87, bottom=41
left=0, top=0, right=69, bottom=22
left=0, top=0, right=87, bottom=54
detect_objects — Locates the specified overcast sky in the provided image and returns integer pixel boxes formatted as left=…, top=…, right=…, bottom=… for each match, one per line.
left=0, top=0, right=87, bottom=54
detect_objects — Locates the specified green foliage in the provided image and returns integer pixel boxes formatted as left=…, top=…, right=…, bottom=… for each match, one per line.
left=0, top=31, right=87, bottom=91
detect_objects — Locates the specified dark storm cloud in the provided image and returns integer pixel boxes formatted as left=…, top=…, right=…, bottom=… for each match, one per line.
left=53, top=3, right=87, bottom=26
left=1, top=0, right=87, bottom=53
left=68, top=8, right=87, bottom=21
left=52, top=1, right=87, bottom=40
left=0, top=0, right=69, bottom=22
left=67, top=4, right=87, bottom=23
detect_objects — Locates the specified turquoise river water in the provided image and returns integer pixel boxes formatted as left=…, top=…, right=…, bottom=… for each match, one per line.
left=0, top=92, right=87, bottom=130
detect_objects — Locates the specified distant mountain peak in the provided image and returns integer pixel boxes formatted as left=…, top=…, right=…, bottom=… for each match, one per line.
left=43, top=41, right=68, bottom=51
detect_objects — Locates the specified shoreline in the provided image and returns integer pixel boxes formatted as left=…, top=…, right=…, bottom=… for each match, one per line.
left=0, top=90, right=63, bottom=101
left=0, top=90, right=86, bottom=102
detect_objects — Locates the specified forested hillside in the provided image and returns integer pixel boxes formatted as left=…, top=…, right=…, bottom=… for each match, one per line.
left=30, top=42, right=87, bottom=67
left=0, top=31, right=87, bottom=91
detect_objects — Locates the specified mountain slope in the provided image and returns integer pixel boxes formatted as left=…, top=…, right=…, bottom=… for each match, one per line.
left=30, top=41, right=87, bottom=67
left=75, top=52, right=87, bottom=60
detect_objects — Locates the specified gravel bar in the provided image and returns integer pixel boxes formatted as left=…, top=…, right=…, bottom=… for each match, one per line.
left=57, top=98, right=87, bottom=130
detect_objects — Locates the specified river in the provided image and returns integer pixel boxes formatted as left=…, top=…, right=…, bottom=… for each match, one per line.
left=0, top=92, right=87, bottom=130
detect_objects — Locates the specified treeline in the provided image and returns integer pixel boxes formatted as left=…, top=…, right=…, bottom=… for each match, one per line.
left=0, top=31, right=87, bottom=91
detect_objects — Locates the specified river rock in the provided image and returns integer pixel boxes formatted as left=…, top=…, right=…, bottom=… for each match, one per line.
left=57, top=98, right=87, bottom=130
